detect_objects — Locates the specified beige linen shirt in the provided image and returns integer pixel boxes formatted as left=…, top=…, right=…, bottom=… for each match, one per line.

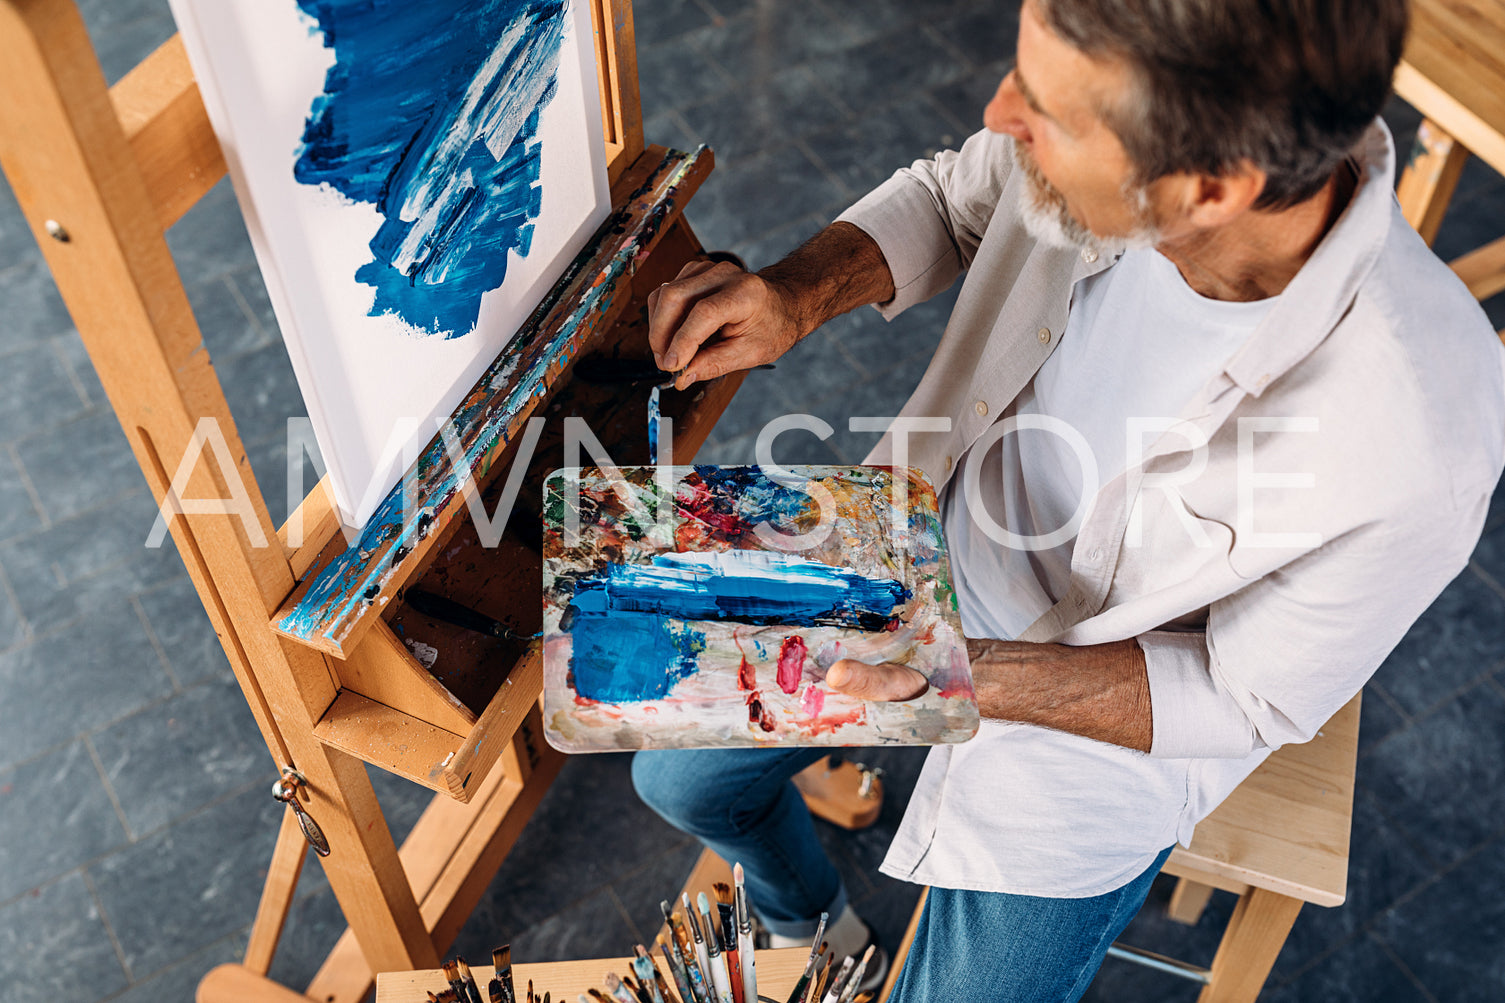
left=835, top=122, right=1505, bottom=895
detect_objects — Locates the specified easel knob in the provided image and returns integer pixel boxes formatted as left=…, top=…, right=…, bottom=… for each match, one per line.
left=272, top=767, right=331, bottom=858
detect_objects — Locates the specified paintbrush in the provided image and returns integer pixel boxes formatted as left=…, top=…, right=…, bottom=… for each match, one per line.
left=683, top=893, right=716, bottom=1003
left=818, top=957, right=854, bottom=1003
left=850, top=994, right=873, bottom=1003
left=635, top=943, right=673, bottom=1003
left=490, top=984, right=505, bottom=1003
left=734, top=864, right=757, bottom=1003
left=712, top=883, right=741, bottom=1003
left=836, top=947, right=875, bottom=1003
left=445, top=960, right=469, bottom=1003
left=806, top=952, right=833, bottom=1003
left=494, top=946, right=517, bottom=1003
left=698, top=892, right=734, bottom=1003
left=605, top=973, right=639, bottom=1003
left=782, top=913, right=828, bottom=1003
left=528, top=980, right=535, bottom=1003
left=457, top=958, right=485, bottom=1003
left=626, top=974, right=654, bottom=1003
left=658, top=931, right=698, bottom=1003
left=407, top=589, right=535, bottom=643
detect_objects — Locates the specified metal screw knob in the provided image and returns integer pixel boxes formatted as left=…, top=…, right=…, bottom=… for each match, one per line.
left=44, top=220, right=69, bottom=242
left=272, top=767, right=331, bottom=857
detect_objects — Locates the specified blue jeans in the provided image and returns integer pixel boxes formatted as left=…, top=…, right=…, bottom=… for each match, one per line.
left=632, top=746, right=1172, bottom=1002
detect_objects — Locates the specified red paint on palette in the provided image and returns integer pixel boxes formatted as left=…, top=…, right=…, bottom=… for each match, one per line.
left=776, top=635, right=807, bottom=694
left=737, top=655, right=757, bottom=691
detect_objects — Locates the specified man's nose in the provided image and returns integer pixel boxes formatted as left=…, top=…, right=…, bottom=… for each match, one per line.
left=984, top=72, right=1030, bottom=142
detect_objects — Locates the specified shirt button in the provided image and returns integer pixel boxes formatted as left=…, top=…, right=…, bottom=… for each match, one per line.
left=1089, top=548, right=1104, bottom=563
left=1037, top=327, right=1051, bottom=344
left=1082, top=248, right=1098, bottom=264
left=945, top=455, right=953, bottom=471
left=974, top=400, right=988, bottom=417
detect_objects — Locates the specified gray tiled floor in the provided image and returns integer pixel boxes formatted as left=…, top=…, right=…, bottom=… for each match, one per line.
left=2, top=1, right=1504, bottom=1001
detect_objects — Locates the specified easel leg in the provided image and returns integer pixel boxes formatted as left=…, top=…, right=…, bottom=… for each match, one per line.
left=1166, top=877, right=1216, bottom=926
left=244, top=808, right=310, bottom=975
left=1195, top=888, right=1302, bottom=1003
left=1396, top=118, right=1469, bottom=245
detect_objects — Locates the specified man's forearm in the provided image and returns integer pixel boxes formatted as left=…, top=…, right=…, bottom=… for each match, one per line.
left=965, top=638, right=1154, bottom=753
left=759, top=222, right=896, bottom=338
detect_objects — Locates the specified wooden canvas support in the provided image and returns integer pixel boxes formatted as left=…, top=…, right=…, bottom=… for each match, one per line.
left=0, top=2, right=730, bottom=1002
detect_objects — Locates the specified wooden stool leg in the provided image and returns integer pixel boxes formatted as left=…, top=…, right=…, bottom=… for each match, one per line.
left=1196, top=888, right=1302, bottom=1003
left=1397, top=118, right=1470, bottom=245
left=878, top=887, right=927, bottom=1003
left=1166, top=877, right=1216, bottom=926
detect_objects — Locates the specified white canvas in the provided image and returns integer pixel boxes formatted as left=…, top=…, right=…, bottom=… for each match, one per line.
left=168, top=0, right=610, bottom=525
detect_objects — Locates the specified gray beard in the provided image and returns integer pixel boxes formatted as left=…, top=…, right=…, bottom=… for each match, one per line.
left=1012, top=143, right=1158, bottom=255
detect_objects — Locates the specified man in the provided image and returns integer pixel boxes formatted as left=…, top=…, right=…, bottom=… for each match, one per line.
left=633, top=1, right=1505, bottom=998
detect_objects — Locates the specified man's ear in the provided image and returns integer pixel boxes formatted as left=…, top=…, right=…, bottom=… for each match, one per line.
left=1185, top=161, right=1266, bottom=227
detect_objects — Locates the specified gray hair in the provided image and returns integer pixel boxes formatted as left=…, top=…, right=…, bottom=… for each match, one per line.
left=1033, top=0, right=1409, bottom=209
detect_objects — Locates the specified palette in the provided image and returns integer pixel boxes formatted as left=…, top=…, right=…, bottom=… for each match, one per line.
left=541, top=465, right=978, bottom=752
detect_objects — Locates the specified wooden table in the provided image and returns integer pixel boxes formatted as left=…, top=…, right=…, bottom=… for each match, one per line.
left=1394, top=0, right=1505, bottom=323
left=376, top=948, right=811, bottom=1003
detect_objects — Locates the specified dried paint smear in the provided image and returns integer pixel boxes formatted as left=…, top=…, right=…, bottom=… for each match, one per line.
left=541, top=465, right=979, bottom=752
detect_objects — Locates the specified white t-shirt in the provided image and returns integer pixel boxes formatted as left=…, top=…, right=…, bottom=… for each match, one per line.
left=907, top=247, right=1274, bottom=896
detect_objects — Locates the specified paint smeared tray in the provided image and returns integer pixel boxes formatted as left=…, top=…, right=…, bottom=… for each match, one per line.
left=541, top=465, right=979, bottom=752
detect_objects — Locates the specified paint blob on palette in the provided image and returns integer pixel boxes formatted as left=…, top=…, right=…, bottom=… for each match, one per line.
left=541, top=466, right=979, bottom=752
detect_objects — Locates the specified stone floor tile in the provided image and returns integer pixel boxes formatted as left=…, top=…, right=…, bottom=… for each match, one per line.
left=633, top=0, right=716, bottom=47
left=133, top=578, right=230, bottom=687
left=636, top=35, right=733, bottom=121
left=1469, top=516, right=1505, bottom=587
left=927, top=60, right=1009, bottom=134
left=88, top=782, right=282, bottom=977
left=265, top=887, right=349, bottom=990
left=723, top=212, right=826, bottom=271
left=0, top=450, right=42, bottom=545
left=1369, top=568, right=1505, bottom=716
left=929, top=3, right=1022, bottom=71
left=1356, top=682, right=1408, bottom=759
left=644, top=112, right=703, bottom=155
left=677, top=68, right=849, bottom=165
left=688, top=146, right=848, bottom=251
left=0, top=596, right=172, bottom=771
left=108, top=933, right=246, bottom=1003
left=14, top=409, right=147, bottom=525
left=474, top=754, right=692, bottom=932
left=0, top=741, right=128, bottom=903
left=803, top=94, right=963, bottom=195
left=0, top=872, right=129, bottom=1003
left=0, top=340, right=91, bottom=445
left=53, top=331, right=107, bottom=410
left=1262, top=933, right=1432, bottom=1003
left=0, top=178, right=38, bottom=266
left=0, top=586, right=22, bottom=655
left=164, top=181, right=258, bottom=288
left=186, top=275, right=277, bottom=363
left=817, top=0, right=980, bottom=44
left=604, top=837, right=702, bottom=944
left=828, top=283, right=960, bottom=377
left=1271, top=793, right=1432, bottom=979
left=1373, top=830, right=1505, bottom=1001
left=464, top=884, right=639, bottom=967
left=76, top=0, right=172, bottom=36
left=807, top=27, right=974, bottom=115
left=88, top=13, right=176, bottom=87
left=0, top=492, right=186, bottom=636
left=367, top=762, right=435, bottom=848
left=212, top=339, right=310, bottom=453
left=1080, top=877, right=1231, bottom=1002
left=1360, top=681, right=1505, bottom=867
left=686, top=1, right=857, bottom=86
left=91, top=678, right=272, bottom=837
left=0, top=259, right=76, bottom=357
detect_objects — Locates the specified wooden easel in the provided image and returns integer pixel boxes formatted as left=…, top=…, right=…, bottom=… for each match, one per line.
left=0, top=2, right=742, bottom=1001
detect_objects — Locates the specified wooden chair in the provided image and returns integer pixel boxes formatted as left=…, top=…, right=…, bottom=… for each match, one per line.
left=1394, top=0, right=1505, bottom=339
left=879, top=693, right=1361, bottom=1003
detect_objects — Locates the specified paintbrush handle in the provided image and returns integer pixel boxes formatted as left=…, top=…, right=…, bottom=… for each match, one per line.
left=738, top=931, right=757, bottom=1003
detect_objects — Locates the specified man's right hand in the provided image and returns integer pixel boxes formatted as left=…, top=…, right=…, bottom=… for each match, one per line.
left=647, top=260, right=803, bottom=391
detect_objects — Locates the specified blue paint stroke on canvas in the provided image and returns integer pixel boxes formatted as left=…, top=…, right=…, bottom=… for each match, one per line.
left=294, top=0, right=568, bottom=337
left=564, top=552, right=910, bottom=703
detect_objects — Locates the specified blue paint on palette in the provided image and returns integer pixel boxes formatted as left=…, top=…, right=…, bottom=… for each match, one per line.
left=571, top=552, right=910, bottom=631
left=294, top=0, right=568, bottom=337
left=564, top=552, right=909, bottom=703
left=568, top=617, right=705, bottom=703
